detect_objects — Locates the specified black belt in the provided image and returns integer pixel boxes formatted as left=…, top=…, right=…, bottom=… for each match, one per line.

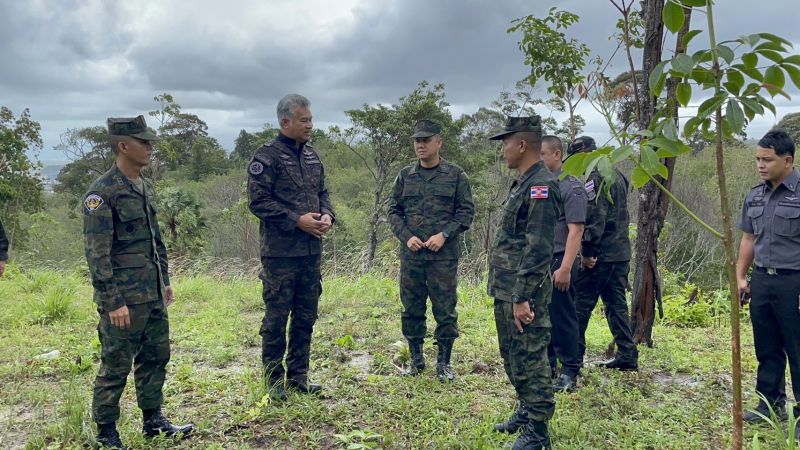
left=754, top=266, right=800, bottom=275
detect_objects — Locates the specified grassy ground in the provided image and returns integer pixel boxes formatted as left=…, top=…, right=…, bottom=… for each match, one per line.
left=0, top=265, right=794, bottom=449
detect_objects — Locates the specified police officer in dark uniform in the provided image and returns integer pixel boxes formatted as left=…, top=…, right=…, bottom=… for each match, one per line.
left=0, top=218, right=8, bottom=277
left=570, top=136, right=639, bottom=371
left=247, top=94, right=335, bottom=400
left=540, top=135, right=586, bottom=392
left=388, top=119, right=475, bottom=382
left=488, top=116, right=560, bottom=450
left=737, top=130, right=800, bottom=436
left=84, top=115, right=193, bottom=449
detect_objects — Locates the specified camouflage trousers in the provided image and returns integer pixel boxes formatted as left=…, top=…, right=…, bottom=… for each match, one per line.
left=260, top=255, right=321, bottom=383
left=494, top=299, right=555, bottom=422
left=93, top=300, right=170, bottom=424
left=399, top=258, right=459, bottom=343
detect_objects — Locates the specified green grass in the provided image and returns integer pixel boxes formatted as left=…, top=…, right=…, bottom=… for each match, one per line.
left=0, top=266, right=794, bottom=449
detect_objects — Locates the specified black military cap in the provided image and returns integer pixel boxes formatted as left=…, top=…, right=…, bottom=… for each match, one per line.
left=411, top=119, right=443, bottom=138
left=107, top=115, right=160, bottom=141
left=489, top=115, right=543, bottom=140
left=567, top=136, right=596, bottom=155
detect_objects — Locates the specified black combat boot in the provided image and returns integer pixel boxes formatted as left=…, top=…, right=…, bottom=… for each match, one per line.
left=743, top=400, right=787, bottom=423
left=95, top=422, right=126, bottom=449
left=494, top=404, right=527, bottom=434
left=512, top=420, right=551, bottom=450
left=287, top=374, right=322, bottom=394
left=402, top=340, right=425, bottom=376
left=553, top=374, right=577, bottom=393
left=598, top=357, right=638, bottom=371
left=142, top=409, right=194, bottom=439
left=436, top=339, right=455, bottom=382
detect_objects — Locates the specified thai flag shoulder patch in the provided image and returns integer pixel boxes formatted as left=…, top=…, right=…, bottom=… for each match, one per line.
left=530, top=185, right=549, bottom=199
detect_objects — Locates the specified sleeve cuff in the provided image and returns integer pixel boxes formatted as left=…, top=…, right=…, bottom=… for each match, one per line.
left=284, top=211, right=301, bottom=231
left=103, top=295, right=126, bottom=313
left=322, top=209, right=335, bottom=223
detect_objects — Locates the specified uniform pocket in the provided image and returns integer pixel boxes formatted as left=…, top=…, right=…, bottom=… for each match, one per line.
left=774, top=202, right=800, bottom=236
left=116, top=201, right=148, bottom=241
left=747, top=206, right=765, bottom=235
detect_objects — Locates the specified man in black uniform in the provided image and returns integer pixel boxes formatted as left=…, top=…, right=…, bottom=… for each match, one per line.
left=0, top=218, right=8, bottom=277
left=737, top=130, right=800, bottom=435
left=540, top=135, right=586, bottom=391
left=248, top=94, right=335, bottom=400
left=571, top=136, right=639, bottom=371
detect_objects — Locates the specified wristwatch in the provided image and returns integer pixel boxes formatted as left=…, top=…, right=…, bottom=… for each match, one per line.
left=442, top=230, right=449, bottom=239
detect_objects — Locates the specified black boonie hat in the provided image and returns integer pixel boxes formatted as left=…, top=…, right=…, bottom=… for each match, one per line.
left=489, top=115, right=543, bottom=140
left=411, top=119, right=442, bottom=138
left=107, top=115, right=160, bottom=141
left=567, top=136, right=596, bottom=155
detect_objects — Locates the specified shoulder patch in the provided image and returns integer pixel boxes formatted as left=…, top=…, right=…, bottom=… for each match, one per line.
left=248, top=161, right=264, bottom=176
left=84, top=194, right=104, bottom=211
left=531, top=185, right=549, bottom=199
left=584, top=180, right=595, bottom=193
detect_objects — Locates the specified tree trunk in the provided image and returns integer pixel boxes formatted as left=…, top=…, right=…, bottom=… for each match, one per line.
left=631, top=0, right=691, bottom=346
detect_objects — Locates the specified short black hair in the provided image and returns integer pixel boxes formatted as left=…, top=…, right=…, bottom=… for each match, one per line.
left=541, top=135, right=563, bottom=152
left=759, top=129, right=795, bottom=158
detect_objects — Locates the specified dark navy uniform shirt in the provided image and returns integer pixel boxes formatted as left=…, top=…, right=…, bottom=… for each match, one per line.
left=739, top=168, right=800, bottom=270
left=552, top=169, right=587, bottom=254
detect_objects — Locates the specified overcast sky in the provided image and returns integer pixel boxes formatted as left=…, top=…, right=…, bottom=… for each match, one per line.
left=2, top=0, right=799, bottom=163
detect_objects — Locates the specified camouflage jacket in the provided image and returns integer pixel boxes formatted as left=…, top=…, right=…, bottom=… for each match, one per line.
left=488, top=161, right=561, bottom=311
left=83, top=165, right=169, bottom=312
left=582, top=168, right=632, bottom=262
left=388, top=159, right=475, bottom=260
left=0, top=218, right=8, bottom=261
left=247, top=134, right=335, bottom=259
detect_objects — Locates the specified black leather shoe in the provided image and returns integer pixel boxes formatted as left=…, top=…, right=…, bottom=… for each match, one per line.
left=553, top=374, right=577, bottom=393
left=495, top=407, right=527, bottom=434
left=512, top=420, right=551, bottom=450
left=436, top=339, right=455, bottom=383
left=743, top=402, right=787, bottom=423
left=287, top=377, right=322, bottom=394
left=96, top=422, right=127, bottom=449
left=598, top=358, right=638, bottom=371
left=142, top=409, right=194, bottom=439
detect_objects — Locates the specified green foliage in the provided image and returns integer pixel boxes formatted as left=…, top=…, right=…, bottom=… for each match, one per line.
left=334, top=429, right=384, bottom=450
left=31, top=281, right=76, bottom=325
left=156, top=185, right=207, bottom=258
left=54, top=126, right=112, bottom=198
left=0, top=106, right=45, bottom=250
left=149, top=93, right=211, bottom=172
left=776, top=112, right=800, bottom=144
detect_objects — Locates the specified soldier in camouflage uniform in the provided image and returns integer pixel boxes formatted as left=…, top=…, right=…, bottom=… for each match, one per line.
left=248, top=94, right=335, bottom=400
left=489, top=116, right=560, bottom=450
left=0, top=218, right=8, bottom=277
left=388, top=119, right=475, bottom=382
left=569, top=136, right=639, bottom=371
left=84, top=115, right=193, bottom=449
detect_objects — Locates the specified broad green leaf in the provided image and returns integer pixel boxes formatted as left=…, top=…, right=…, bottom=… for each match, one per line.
left=683, top=116, right=701, bottom=138
left=697, top=94, right=727, bottom=119
left=640, top=146, right=660, bottom=174
left=764, top=66, right=786, bottom=95
left=756, top=95, right=778, bottom=115
left=662, top=0, right=685, bottom=34
left=649, top=60, right=669, bottom=96
left=757, top=32, right=793, bottom=47
left=657, top=162, right=669, bottom=179
left=784, top=55, right=800, bottom=66
left=635, top=129, right=654, bottom=138
left=680, top=0, right=706, bottom=6
left=610, top=145, right=633, bottom=165
left=632, top=166, right=650, bottom=188
left=671, top=54, right=694, bottom=75
left=754, top=41, right=788, bottom=53
left=690, top=67, right=715, bottom=85
left=738, top=65, right=764, bottom=82
left=682, top=29, right=703, bottom=48
left=741, top=97, right=764, bottom=116
left=725, top=99, right=745, bottom=134
left=783, top=64, right=800, bottom=90
left=756, top=49, right=784, bottom=63
left=725, top=69, right=745, bottom=96
left=691, top=49, right=713, bottom=64
left=662, top=119, right=679, bottom=141
left=584, top=152, right=605, bottom=177
left=676, top=82, right=692, bottom=106
left=596, top=157, right=613, bottom=182
left=742, top=53, right=758, bottom=69
left=717, top=45, right=735, bottom=65
left=562, top=151, right=587, bottom=177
